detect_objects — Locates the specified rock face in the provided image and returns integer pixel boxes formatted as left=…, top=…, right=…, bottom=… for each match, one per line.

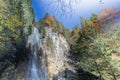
left=26, top=26, right=73, bottom=80
left=0, top=26, right=74, bottom=80
left=42, top=27, right=71, bottom=80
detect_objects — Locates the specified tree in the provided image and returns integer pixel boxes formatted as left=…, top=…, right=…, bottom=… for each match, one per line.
left=98, top=7, right=118, bottom=23
left=70, top=15, right=120, bottom=79
left=21, top=0, right=34, bottom=36
left=90, top=13, right=98, bottom=22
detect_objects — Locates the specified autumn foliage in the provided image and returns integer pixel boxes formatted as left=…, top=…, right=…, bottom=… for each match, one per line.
left=82, top=20, right=101, bottom=34
left=89, top=21, right=101, bottom=30
left=98, top=7, right=119, bottom=23
left=45, top=16, right=55, bottom=29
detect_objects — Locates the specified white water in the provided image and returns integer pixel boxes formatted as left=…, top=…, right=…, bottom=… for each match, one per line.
left=26, top=27, right=47, bottom=80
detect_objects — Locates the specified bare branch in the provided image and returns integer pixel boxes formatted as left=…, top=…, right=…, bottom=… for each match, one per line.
left=47, top=0, right=80, bottom=20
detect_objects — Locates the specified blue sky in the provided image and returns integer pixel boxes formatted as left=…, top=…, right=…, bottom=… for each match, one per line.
left=32, top=0, right=120, bottom=29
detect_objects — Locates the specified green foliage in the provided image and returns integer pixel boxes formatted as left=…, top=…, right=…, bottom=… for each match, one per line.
left=38, top=18, right=46, bottom=31
left=38, top=18, right=46, bottom=38
left=70, top=15, right=120, bottom=79
left=70, top=25, right=81, bottom=43
left=0, top=1, right=33, bottom=79
left=70, top=25, right=120, bottom=79
left=52, top=20, right=60, bottom=32
left=0, top=0, right=34, bottom=51
left=3, top=1, right=24, bottom=46
left=62, top=28, right=71, bottom=43
left=42, top=30, right=46, bottom=38
left=21, top=0, right=34, bottom=36
left=90, top=13, right=98, bottom=22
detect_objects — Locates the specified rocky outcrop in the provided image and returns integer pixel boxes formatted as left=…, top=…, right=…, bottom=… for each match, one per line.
left=0, top=26, right=75, bottom=80
left=42, top=27, right=74, bottom=80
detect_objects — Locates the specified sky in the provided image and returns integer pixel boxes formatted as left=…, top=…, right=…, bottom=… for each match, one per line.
left=32, top=0, right=120, bottom=29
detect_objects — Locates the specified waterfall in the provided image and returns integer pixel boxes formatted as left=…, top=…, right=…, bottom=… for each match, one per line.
left=26, top=27, right=47, bottom=80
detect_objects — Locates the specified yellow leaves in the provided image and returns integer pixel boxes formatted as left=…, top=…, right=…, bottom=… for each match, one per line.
left=0, top=0, right=8, bottom=26
left=45, top=19, right=51, bottom=26
left=45, top=19, right=54, bottom=30
left=1, top=13, right=23, bottom=42
left=0, top=0, right=7, bottom=9
left=0, top=0, right=25, bottom=51
left=89, top=21, right=101, bottom=30
left=45, top=16, right=55, bottom=30
left=107, top=40, right=117, bottom=49
left=0, top=26, right=2, bottom=31
left=0, top=0, right=22, bottom=36
left=82, top=26, right=90, bottom=34
left=82, top=20, right=101, bottom=34
left=5, top=15, right=23, bottom=32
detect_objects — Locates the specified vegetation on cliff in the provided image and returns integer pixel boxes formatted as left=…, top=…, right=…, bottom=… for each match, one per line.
left=37, top=10, right=120, bottom=79
left=0, top=0, right=120, bottom=79
left=0, top=0, right=34, bottom=79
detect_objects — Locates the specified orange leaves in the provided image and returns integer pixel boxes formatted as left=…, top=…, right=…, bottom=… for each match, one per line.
left=45, top=16, right=56, bottom=30
left=45, top=16, right=55, bottom=26
left=89, top=21, right=101, bottom=30
left=98, top=7, right=118, bottom=23
left=45, top=19, right=51, bottom=26
left=82, top=20, right=101, bottom=34
left=82, top=26, right=90, bottom=34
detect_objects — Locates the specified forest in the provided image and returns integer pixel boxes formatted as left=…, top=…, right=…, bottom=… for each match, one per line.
left=0, top=0, right=120, bottom=80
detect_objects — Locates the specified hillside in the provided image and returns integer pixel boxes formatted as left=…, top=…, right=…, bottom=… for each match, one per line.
left=0, top=0, right=120, bottom=80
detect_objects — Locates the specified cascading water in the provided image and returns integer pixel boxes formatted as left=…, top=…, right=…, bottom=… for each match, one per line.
left=26, top=27, right=47, bottom=80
